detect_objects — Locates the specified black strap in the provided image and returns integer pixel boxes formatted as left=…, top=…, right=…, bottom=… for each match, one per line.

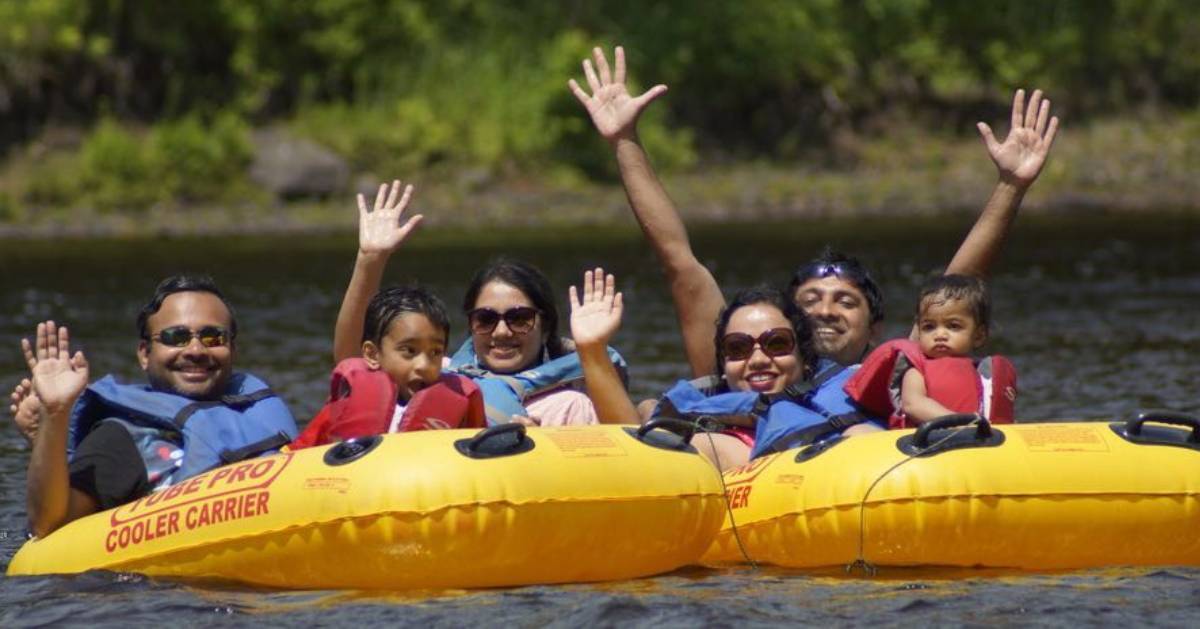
left=173, top=388, right=277, bottom=428
left=762, top=412, right=871, bottom=454
left=686, top=375, right=727, bottom=396
left=774, top=362, right=849, bottom=403
left=218, top=431, right=292, bottom=465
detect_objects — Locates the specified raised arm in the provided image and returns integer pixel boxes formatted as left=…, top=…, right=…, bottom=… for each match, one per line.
left=570, top=46, right=725, bottom=377
left=331, top=180, right=421, bottom=363
left=24, top=321, right=96, bottom=537
left=569, top=268, right=639, bottom=424
left=946, top=88, right=1060, bottom=278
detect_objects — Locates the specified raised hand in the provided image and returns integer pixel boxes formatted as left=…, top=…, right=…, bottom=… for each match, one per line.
left=22, top=321, right=89, bottom=415
left=569, top=267, right=624, bottom=349
left=977, top=89, right=1060, bottom=188
left=9, top=378, right=41, bottom=443
left=568, top=46, right=668, bottom=143
left=357, top=179, right=421, bottom=256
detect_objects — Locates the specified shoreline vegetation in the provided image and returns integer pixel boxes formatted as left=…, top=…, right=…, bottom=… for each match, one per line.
left=3, top=2, right=1198, bottom=239
left=2, top=112, right=1197, bottom=241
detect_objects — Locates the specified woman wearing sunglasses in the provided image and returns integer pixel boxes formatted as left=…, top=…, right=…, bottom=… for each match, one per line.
left=448, top=258, right=627, bottom=426
left=655, top=287, right=883, bottom=470
left=567, top=268, right=880, bottom=471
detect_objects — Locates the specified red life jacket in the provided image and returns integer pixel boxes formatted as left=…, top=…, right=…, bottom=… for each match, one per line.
left=843, top=338, right=1017, bottom=429
left=289, top=358, right=485, bottom=450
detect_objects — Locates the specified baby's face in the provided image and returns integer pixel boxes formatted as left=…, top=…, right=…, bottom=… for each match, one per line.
left=916, top=297, right=986, bottom=359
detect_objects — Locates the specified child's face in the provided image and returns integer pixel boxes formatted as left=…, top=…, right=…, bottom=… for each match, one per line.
left=363, top=313, right=446, bottom=402
left=916, top=297, right=987, bottom=359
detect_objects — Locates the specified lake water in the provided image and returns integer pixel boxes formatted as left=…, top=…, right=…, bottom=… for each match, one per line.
left=2, top=213, right=1199, bottom=625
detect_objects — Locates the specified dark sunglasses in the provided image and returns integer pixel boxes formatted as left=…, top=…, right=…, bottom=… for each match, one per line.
left=720, top=327, right=797, bottom=362
left=149, top=325, right=230, bottom=348
left=467, top=307, right=539, bottom=335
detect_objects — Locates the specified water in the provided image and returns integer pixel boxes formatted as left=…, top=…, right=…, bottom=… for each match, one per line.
left=2, top=213, right=1199, bottom=625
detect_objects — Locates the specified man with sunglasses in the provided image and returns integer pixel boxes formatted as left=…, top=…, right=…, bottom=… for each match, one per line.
left=19, top=275, right=297, bottom=538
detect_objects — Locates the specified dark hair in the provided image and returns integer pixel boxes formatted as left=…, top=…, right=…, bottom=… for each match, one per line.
left=363, top=286, right=451, bottom=345
left=714, top=286, right=818, bottom=380
left=462, top=258, right=567, bottom=359
left=787, top=247, right=884, bottom=324
left=137, top=275, right=237, bottom=341
left=916, top=274, right=991, bottom=330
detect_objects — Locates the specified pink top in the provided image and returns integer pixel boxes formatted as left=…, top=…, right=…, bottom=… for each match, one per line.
left=523, top=388, right=599, bottom=426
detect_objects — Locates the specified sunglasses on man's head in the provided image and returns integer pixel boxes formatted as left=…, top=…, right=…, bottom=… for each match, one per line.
left=801, top=262, right=858, bottom=281
left=467, top=307, right=540, bottom=335
left=149, top=325, right=230, bottom=348
left=720, top=327, right=797, bottom=362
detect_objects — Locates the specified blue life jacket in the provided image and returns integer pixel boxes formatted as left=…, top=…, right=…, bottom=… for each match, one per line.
left=68, top=373, right=298, bottom=489
left=653, top=359, right=880, bottom=459
left=751, top=359, right=882, bottom=458
left=448, top=339, right=627, bottom=425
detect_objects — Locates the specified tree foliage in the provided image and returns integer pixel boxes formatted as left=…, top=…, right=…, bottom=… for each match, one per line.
left=1, top=0, right=1197, bottom=182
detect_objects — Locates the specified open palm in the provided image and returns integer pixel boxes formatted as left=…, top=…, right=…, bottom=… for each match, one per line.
left=569, top=46, right=668, bottom=142
left=357, top=179, right=421, bottom=255
left=23, top=321, right=89, bottom=413
left=978, top=89, right=1060, bottom=187
left=570, top=268, right=623, bottom=348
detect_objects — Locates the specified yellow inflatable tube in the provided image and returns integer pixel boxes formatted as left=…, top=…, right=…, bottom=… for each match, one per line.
left=705, top=416, right=1200, bottom=570
left=9, top=425, right=725, bottom=589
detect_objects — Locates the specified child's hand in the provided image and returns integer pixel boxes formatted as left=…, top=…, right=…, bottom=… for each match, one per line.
left=977, top=89, right=1060, bottom=188
left=568, top=46, right=668, bottom=144
left=9, top=377, right=41, bottom=444
left=357, top=179, right=421, bottom=257
left=569, top=267, right=623, bottom=349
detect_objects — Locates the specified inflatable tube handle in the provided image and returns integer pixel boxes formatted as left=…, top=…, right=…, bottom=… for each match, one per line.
left=636, top=418, right=697, bottom=442
left=469, top=422, right=525, bottom=449
left=1126, top=410, right=1200, bottom=442
left=913, top=413, right=989, bottom=449
left=323, top=434, right=383, bottom=466
left=455, top=423, right=536, bottom=459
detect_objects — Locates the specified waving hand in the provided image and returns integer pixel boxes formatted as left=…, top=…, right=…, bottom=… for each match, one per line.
left=570, top=267, right=624, bottom=349
left=357, top=179, right=421, bottom=256
left=977, top=89, right=1060, bottom=188
left=569, top=46, right=668, bottom=143
left=23, top=321, right=89, bottom=414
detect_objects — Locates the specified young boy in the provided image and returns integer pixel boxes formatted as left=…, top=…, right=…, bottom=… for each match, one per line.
left=845, top=274, right=1017, bottom=428
left=289, top=181, right=484, bottom=449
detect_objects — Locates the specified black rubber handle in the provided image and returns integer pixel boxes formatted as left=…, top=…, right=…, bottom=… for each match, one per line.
left=1126, top=410, right=1200, bottom=443
left=913, top=413, right=990, bottom=448
left=636, top=418, right=696, bottom=441
left=467, top=422, right=528, bottom=453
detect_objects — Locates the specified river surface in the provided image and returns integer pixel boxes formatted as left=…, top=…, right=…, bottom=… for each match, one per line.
left=1, top=213, right=1198, bottom=626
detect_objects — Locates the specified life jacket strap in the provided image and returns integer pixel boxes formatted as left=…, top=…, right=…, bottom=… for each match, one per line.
left=761, top=411, right=870, bottom=455
left=174, top=388, right=277, bottom=428
left=218, top=431, right=292, bottom=465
